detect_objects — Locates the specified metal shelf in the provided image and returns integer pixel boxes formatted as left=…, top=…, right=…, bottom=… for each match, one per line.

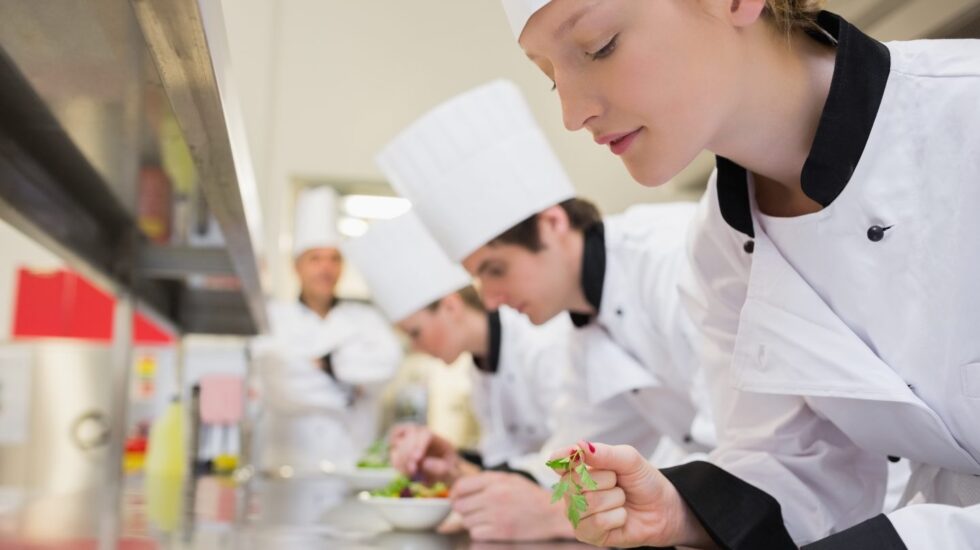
left=0, top=0, right=267, bottom=336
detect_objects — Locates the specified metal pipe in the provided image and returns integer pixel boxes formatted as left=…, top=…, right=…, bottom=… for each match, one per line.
left=98, top=289, right=135, bottom=550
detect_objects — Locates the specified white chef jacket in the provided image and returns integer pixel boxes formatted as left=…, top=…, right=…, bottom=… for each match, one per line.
left=566, top=202, right=715, bottom=462
left=468, top=307, right=564, bottom=473
left=252, top=298, right=401, bottom=473
left=480, top=306, right=692, bottom=486
left=679, top=11, right=980, bottom=549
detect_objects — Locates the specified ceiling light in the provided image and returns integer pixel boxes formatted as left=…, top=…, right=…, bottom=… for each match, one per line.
left=338, top=216, right=370, bottom=237
left=341, top=195, right=410, bottom=220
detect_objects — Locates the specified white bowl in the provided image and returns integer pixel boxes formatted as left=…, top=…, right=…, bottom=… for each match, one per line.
left=339, top=467, right=400, bottom=491
left=358, top=493, right=452, bottom=531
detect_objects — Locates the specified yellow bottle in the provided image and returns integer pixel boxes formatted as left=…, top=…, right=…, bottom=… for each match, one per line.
left=145, top=398, right=187, bottom=532
left=145, top=397, right=187, bottom=477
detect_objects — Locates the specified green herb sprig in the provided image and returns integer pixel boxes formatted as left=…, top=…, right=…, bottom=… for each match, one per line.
left=546, top=449, right=598, bottom=528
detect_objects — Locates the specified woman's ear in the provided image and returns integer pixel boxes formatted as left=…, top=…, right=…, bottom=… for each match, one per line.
left=729, top=0, right=767, bottom=28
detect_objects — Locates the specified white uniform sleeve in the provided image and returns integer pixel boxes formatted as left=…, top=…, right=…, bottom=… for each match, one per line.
left=510, top=324, right=666, bottom=486
left=638, top=210, right=717, bottom=451
left=327, top=305, right=402, bottom=389
left=680, top=181, right=887, bottom=544
left=501, top=321, right=575, bottom=484
left=252, top=304, right=402, bottom=413
left=888, top=503, right=980, bottom=549
left=250, top=336, right=350, bottom=413
left=470, top=368, right=516, bottom=467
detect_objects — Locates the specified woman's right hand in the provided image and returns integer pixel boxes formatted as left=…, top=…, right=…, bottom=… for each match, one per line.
left=550, top=441, right=717, bottom=549
left=388, top=423, right=476, bottom=484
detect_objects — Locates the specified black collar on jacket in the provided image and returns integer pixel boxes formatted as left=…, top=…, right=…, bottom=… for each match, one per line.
left=569, top=221, right=606, bottom=327
left=716, top=11, right=891, bottom=238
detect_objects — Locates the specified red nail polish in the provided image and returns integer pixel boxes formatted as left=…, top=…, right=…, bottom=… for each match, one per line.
left=587, top=442, right=596, bottom=453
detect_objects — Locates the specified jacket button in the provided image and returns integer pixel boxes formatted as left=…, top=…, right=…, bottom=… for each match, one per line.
left=867, top=225, right=891, bottom=242
left=743, top=240, right=755, bottom=254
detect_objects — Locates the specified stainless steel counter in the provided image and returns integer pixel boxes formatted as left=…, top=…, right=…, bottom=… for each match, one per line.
left=0, top=472, right=599, bottom=549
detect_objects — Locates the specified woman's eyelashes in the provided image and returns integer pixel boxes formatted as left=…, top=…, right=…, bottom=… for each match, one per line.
left=588, top=34, right=619, bottom=61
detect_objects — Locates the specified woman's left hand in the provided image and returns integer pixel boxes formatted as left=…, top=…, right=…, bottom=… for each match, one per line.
left=549, top=441, right=717, bottom=549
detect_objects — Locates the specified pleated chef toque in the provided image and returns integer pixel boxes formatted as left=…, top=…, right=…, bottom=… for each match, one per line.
left=341, top=210, right=472, bottom=322
left=376, top=79, right=574, bottom=262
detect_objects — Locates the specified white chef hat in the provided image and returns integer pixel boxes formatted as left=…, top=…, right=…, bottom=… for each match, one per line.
left=500, top=0, right=551, bottom=39
left=376, top=79, right=574, bottom=262
left=293, top=186, right=342, bottom=258
left=341, top=211, right=472, bottom=323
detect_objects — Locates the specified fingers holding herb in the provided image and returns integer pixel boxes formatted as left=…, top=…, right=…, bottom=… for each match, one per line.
left=575, top=462, right=599, bottom=490
left=544, top=447, right=579, bottom=471
left=552, top=441, right=718, bottom=549
left=546, top=445, right=604, bottom=528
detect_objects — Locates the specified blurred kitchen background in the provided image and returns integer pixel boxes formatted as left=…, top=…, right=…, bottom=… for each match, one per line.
left=0, top=0, right=977, bottom=547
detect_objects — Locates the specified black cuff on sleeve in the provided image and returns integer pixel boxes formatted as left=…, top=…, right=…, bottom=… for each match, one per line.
left=660, top=461, right=796, bottom=550
left=484, top=461, right=537, bottom=483
left=801, top=514, right=907, bottom=550
left=319, top=354, right=335, bottom=379
left=457, top=449, right=483, bottom=468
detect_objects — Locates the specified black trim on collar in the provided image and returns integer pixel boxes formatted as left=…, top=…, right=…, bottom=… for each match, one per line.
left=473, top=310, right=502, bottom=373
left=569, top=222, right=606, bottom=328
left=716, top=11, right=892, bottom=237
left=716, top=157, right=754, bottom=238
left=803, top=11, right=891, bottom=206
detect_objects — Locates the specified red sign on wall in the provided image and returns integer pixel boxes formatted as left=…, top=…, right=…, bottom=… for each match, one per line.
left=12, top=268, right=175, bottom=345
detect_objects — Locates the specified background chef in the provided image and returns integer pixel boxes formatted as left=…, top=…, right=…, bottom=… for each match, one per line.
left=251, top=186, right=402, bottom=474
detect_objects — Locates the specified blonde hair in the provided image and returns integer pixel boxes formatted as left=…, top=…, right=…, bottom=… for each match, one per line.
left=764, top=0, right=825, bottom=34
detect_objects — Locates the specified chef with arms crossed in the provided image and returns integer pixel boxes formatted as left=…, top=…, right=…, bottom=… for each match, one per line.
left=376, top=79, right=719, bottom=536
left=502, top=0, right=980, bottom=548
left=251, top=186, right=401, bottom=474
